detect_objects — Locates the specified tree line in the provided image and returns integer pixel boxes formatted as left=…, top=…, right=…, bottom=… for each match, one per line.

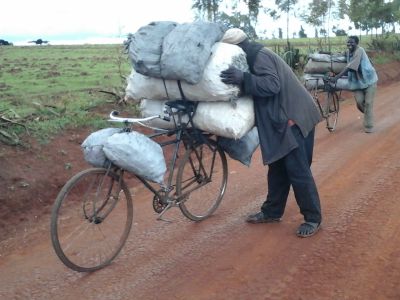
left=191, top=0, right=400, bottom=39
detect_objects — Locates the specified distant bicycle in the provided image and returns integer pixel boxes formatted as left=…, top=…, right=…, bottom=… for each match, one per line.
left=50, top=100, right=228, bottom=272
left=305, top=74, right=342, bottom=132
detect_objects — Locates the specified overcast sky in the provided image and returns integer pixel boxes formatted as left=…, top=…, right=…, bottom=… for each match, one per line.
left=2, top=0, right=353, bottom=44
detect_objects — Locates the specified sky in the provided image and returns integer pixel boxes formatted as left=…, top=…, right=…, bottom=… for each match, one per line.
left=1, top=0, right=353, bottom=45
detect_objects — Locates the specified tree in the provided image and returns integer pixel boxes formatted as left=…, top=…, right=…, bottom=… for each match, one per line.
left=217, top=11, right=257, bottom=39
left=332, top=26, right=347, bottom=36
left=246, top=0, right=262, bottom=30
left=192, top=0, right=261, bottom=39
left=271, top=0, right=299, bottom=43
left=302, top=0, right=336, bottom=50
left=278, top=27, right=283, bottom=39
left=0, top=39, right=13, bottom=46
left=347, top=0, right=400, bottom=36
left=29, top=39, right=49, bottom=45
left=192, top=0, right=222, bottom=21
left=299, top=25, right=307, bottom=38
left=301, top=0, right=329, bottom=35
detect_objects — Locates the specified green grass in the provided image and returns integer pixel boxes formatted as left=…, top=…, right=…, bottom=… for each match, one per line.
left=0, top=36, right=399, bottom=146
left=0, top=44, right=134, bottom=145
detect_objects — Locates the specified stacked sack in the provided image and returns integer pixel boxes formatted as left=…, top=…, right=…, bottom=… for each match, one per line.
left=81, top=128, right=167, bottom=184
left=124, top=21, right=255, bottom=140
left=303, top=52, right=349, bottom=90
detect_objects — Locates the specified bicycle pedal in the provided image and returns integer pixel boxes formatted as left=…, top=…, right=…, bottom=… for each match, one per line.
left=156, top=202, right=174, bottom=221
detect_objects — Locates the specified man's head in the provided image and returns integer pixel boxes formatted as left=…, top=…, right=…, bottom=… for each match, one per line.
left=347, top=35, right=359, bottom=53
left=221, top=28, right=248, bottom=45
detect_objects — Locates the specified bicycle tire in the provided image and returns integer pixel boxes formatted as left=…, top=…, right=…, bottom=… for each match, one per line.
left=322, top=91, right=339, bottom=132
left=176, top=139, right=228, bottom=221
left=50, top=168, right=133, bottom=272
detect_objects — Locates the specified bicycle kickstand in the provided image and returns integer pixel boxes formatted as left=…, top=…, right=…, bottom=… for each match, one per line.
left=156, top=202, right=174, bottom=223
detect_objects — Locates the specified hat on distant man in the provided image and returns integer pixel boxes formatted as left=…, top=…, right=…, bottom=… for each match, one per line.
left=221, top=28, right=248, bottom=45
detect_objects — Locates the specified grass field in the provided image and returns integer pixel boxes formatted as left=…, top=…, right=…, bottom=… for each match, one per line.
left=0, top=44, right=133, bottom=145
left=1, top=34, right=399, bottom=146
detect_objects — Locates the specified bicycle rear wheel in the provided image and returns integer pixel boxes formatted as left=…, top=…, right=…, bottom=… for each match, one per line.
left=176, top=139, right=228, bottom=221
left=50, top=168, right=133, bottom=272
left=321, top=91, right=339, bottom=131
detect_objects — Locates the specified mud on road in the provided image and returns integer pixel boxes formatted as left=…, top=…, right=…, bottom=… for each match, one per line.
left=1, top=68, right=400, bottom=299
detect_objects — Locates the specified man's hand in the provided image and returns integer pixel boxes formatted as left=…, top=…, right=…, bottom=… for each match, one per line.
left=220, top=66, right=243, bottom=85
left=329, top=75, right=339, bottom=83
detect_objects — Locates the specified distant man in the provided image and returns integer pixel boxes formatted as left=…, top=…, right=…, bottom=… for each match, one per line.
left=332, top=36, right=378, bottom=133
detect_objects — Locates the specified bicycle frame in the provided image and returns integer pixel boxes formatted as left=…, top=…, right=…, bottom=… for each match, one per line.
left=305, top=75, right=341, bottom=132
left=108, top=100, right=218, bottom=219
left=51, top=100, right=228, bottom=272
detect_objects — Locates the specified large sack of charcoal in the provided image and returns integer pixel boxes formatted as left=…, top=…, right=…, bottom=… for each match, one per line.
left=304, top=60, right=347, bottom=74
left=81, top=128, right=122, bottom=167
left=127, top=21, right=225, bottom=84
left=127, top=21, right=177, bottom=79
left=139, top=97, right=254, bottom=139
left=303, top=74, right=350, bottom=90
left=304, top=52, right=347, bottom=74
left=103, top=131, right=166, bottom=184
left=125, top=42, right=248, bottom=102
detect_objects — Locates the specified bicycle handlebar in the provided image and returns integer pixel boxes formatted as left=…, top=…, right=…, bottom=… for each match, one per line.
left=108, top=110, right=162, bottom=123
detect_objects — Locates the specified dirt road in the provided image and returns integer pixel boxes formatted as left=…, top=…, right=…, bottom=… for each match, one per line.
left=1, top=81, right=400, bottom=300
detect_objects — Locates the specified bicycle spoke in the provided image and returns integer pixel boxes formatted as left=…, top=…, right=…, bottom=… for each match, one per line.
left=177, top=140, right=228, bottom=221
left=51, top=168, right=133, bottom=272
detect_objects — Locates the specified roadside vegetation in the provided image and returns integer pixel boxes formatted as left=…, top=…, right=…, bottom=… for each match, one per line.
left=2, top=0, right=400, bottom=146
left=0, top=37, right=399, bottom=146
left=0, top=44, right=134, bottom=146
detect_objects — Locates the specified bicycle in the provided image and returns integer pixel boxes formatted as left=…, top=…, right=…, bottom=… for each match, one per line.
left=50, top=100, right=228, bottom=272
left=305, top=74, right=342, bottom=132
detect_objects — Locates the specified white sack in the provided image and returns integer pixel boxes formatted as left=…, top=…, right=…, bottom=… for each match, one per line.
left=160, top=21, right=225, bottom=84
left=218, top=126, right=259, bottom=166
left=139, top=99, right=189, bottom=129
left=140, top=98, right=254, bottom=139
left=81, top=128, right=122, bottom=167
left=193, top=98, right=254, bottom=139
left=103, top=132, right=166, bottom=184
left=128, top=21, right=178, bottom=77
left=304, top=59, right=347, bottom=74
left=125, top=42, right=248, bottom=102
left=308, top=53, right=346, bottom=63
left=303, top=74, right=350, bottom=91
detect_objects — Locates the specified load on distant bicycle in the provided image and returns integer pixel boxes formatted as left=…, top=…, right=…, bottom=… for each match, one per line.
left=302, top=52, right=349, bottom=131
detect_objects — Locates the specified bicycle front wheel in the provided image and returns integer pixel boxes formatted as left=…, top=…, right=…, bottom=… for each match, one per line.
left=176, top=139, right=228, bottom=221
left=321, top=91, right=339, bottom=131
left=50, top=168, right=133, bottom=272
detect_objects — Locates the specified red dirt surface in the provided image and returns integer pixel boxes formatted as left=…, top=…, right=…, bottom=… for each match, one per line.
left=1, top=62, right=400, bottom=299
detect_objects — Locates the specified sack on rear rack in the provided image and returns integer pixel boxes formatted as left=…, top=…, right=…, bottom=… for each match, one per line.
left=218, top=126, right=259, bottom=166
left=103, top=131, right=166, bottom=184
left=308, top=53, right=346, bottom=63
left=193, top=97, right=254, bottom=139
left=303, top=74, right=350, bottom=91
left=81, top=128, right=122, bottom=167
left=304, top=60, right=347, bottom=74
left=139, top=97, right=254, bottom=139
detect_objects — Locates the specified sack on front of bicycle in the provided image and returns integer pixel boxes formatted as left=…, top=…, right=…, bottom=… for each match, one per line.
left=81, top=128, right=123, bottom=168
left=103, top=132, right=166, bottom=184
left=82, top=128, right=167, bottom=184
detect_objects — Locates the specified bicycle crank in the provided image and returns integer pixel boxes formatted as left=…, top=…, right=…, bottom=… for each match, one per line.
left=152, top=193, right=169, bottom=213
